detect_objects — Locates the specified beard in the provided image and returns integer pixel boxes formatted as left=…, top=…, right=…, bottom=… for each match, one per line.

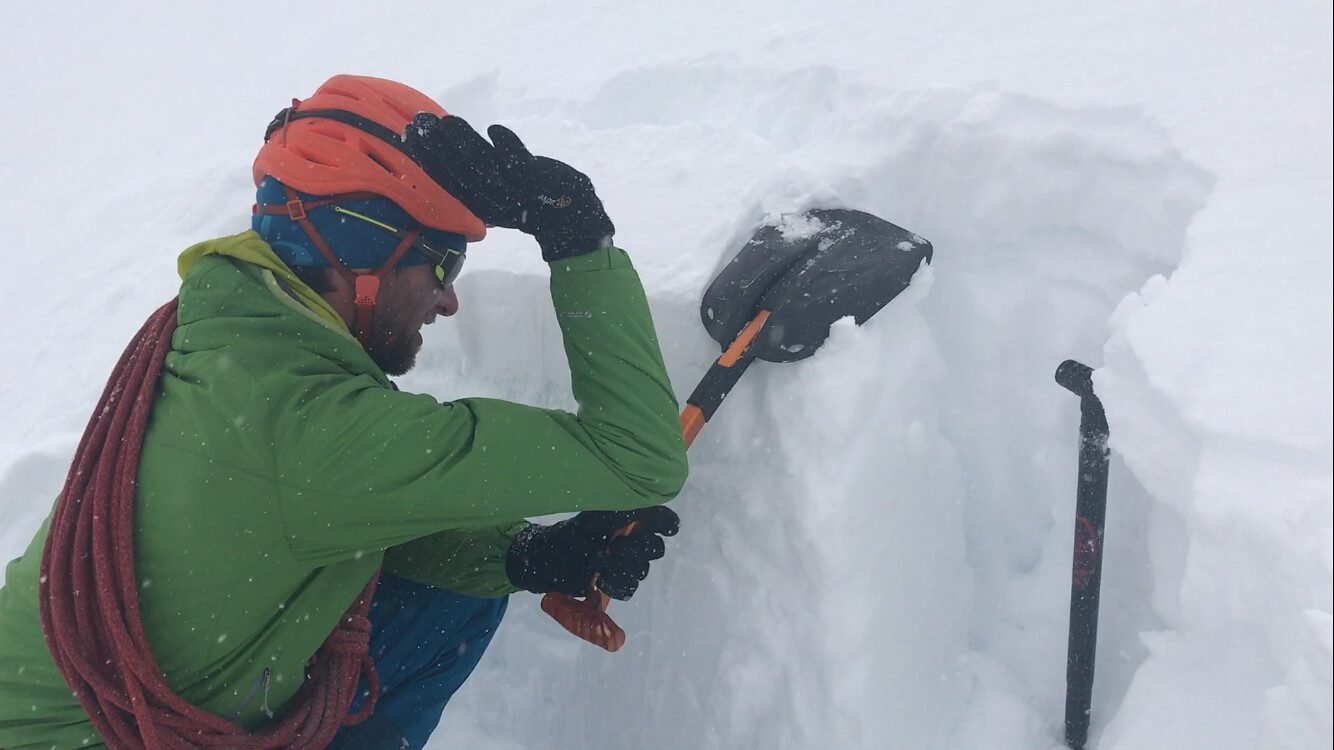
left=362, top=312, right=422, bottom=376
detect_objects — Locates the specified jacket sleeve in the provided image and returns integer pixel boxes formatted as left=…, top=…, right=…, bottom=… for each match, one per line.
left=381, top=522, right=528, bottom=597
left=270, top=246, right=688, bottom=567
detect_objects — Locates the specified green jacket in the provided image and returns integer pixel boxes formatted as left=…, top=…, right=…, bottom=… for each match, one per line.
left=0, top=231, right=687, bottom=749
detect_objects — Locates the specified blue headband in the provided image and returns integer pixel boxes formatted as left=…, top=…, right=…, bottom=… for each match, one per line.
left=252, top=177, right=467, bottom=269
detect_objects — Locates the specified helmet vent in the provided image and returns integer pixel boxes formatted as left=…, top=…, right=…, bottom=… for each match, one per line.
left=365, top=148, right=394, bottom=173
left=309, top=122, right=349, bottom=142
left=290, top=142, right=339, bottom=168
left=363, top=144, right=396, bottom=175
left=322, top=84, right=358, bottom=99
left=382, top=97, right=416, bottom=123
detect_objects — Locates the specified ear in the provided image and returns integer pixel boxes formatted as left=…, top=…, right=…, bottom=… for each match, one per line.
left=290, top=264, right=340, bottom=295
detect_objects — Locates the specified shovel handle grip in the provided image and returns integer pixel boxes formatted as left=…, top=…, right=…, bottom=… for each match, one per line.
left=592, top=520, right=639, bottom=612
left=538, top=519, right=641, bottom=652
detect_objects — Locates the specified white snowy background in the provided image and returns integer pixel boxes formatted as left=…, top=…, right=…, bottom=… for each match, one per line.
left=1, top=2, right=1330, bottom=749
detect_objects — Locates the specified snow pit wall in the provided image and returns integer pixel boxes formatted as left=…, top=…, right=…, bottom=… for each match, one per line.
left=406, top=69, right=1216, bottom=750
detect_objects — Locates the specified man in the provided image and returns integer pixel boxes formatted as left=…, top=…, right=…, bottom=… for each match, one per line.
left=0, top=75, right=687, bottom=749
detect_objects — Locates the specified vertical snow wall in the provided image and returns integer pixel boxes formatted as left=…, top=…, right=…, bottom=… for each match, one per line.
left=398, top=64, right=1215, bottom=749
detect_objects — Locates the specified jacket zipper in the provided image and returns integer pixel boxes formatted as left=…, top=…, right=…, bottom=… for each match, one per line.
left=227, top=667, right=273, bottom=721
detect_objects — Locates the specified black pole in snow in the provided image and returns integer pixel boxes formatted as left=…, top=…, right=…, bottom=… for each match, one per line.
left=1054, top=360, right=1110, bottom=750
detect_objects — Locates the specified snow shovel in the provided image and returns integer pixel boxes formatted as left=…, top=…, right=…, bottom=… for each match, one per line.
left=542, top=208, right=934, bottom=651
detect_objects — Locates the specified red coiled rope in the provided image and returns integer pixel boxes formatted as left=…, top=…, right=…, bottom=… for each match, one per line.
left=38, top=299, right=380, bottom=749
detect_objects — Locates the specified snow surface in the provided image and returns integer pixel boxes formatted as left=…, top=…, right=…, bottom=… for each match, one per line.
left=2, top=2, right=1330, bottom=749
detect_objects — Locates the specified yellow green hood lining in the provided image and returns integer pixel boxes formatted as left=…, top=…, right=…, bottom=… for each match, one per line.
left=177, top=230, right=349, bottom=334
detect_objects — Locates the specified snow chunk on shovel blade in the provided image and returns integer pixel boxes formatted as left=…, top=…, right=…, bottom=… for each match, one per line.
left=702, top=208, right=933, bottom=363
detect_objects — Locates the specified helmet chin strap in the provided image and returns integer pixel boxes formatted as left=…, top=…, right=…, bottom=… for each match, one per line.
left=255, top=186, right=422, bottom=345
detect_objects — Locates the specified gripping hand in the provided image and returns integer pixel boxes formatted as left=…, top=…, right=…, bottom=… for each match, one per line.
left=505, top=507, right=679, bottom=601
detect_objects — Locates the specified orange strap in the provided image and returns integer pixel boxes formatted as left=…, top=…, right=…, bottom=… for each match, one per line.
left=351, top=226, right=420, bottom=341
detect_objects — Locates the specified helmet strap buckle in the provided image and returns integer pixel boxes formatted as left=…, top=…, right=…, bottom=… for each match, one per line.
left=353, top=275, right=381, bottom=307
left=352, top=275, right=381, bottom=344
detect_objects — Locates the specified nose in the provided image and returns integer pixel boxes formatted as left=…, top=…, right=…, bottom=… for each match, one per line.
left=435, top=284, right=460, bottom=317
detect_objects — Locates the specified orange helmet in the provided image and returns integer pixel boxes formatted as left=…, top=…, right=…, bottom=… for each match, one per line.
left=253, top=74, right=485, bottom=242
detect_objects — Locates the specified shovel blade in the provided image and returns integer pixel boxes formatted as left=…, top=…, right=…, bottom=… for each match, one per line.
left=701, top=209, right=932, bottom=362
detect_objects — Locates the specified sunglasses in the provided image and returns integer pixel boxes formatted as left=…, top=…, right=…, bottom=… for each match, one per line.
left=332, top=205, right=466, bottom=287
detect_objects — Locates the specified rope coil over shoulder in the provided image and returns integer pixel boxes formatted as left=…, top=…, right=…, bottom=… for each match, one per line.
left=38, top=299, right=381, bottom=749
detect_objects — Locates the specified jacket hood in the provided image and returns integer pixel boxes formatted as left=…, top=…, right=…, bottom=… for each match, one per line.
left=177, top=230, right=348, bottom=333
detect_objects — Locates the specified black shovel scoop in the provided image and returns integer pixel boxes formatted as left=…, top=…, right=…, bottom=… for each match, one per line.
left=683, top=208, right=933, bottom=441
left=543, top=207, right=933, bottom=650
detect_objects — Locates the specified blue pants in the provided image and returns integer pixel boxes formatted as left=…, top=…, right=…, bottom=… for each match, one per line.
left=327, top=574, right=508, bottom=750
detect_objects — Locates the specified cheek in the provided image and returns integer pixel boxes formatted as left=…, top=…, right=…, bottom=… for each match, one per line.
left=419, top=281, right=442, bottom=311
left=385, top=275, right=437, bottom=316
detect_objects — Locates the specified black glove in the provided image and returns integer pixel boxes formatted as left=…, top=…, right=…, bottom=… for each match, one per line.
left=505, top=506, right=680, bottom=601
left=404, top=114, right=616, bottom=262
